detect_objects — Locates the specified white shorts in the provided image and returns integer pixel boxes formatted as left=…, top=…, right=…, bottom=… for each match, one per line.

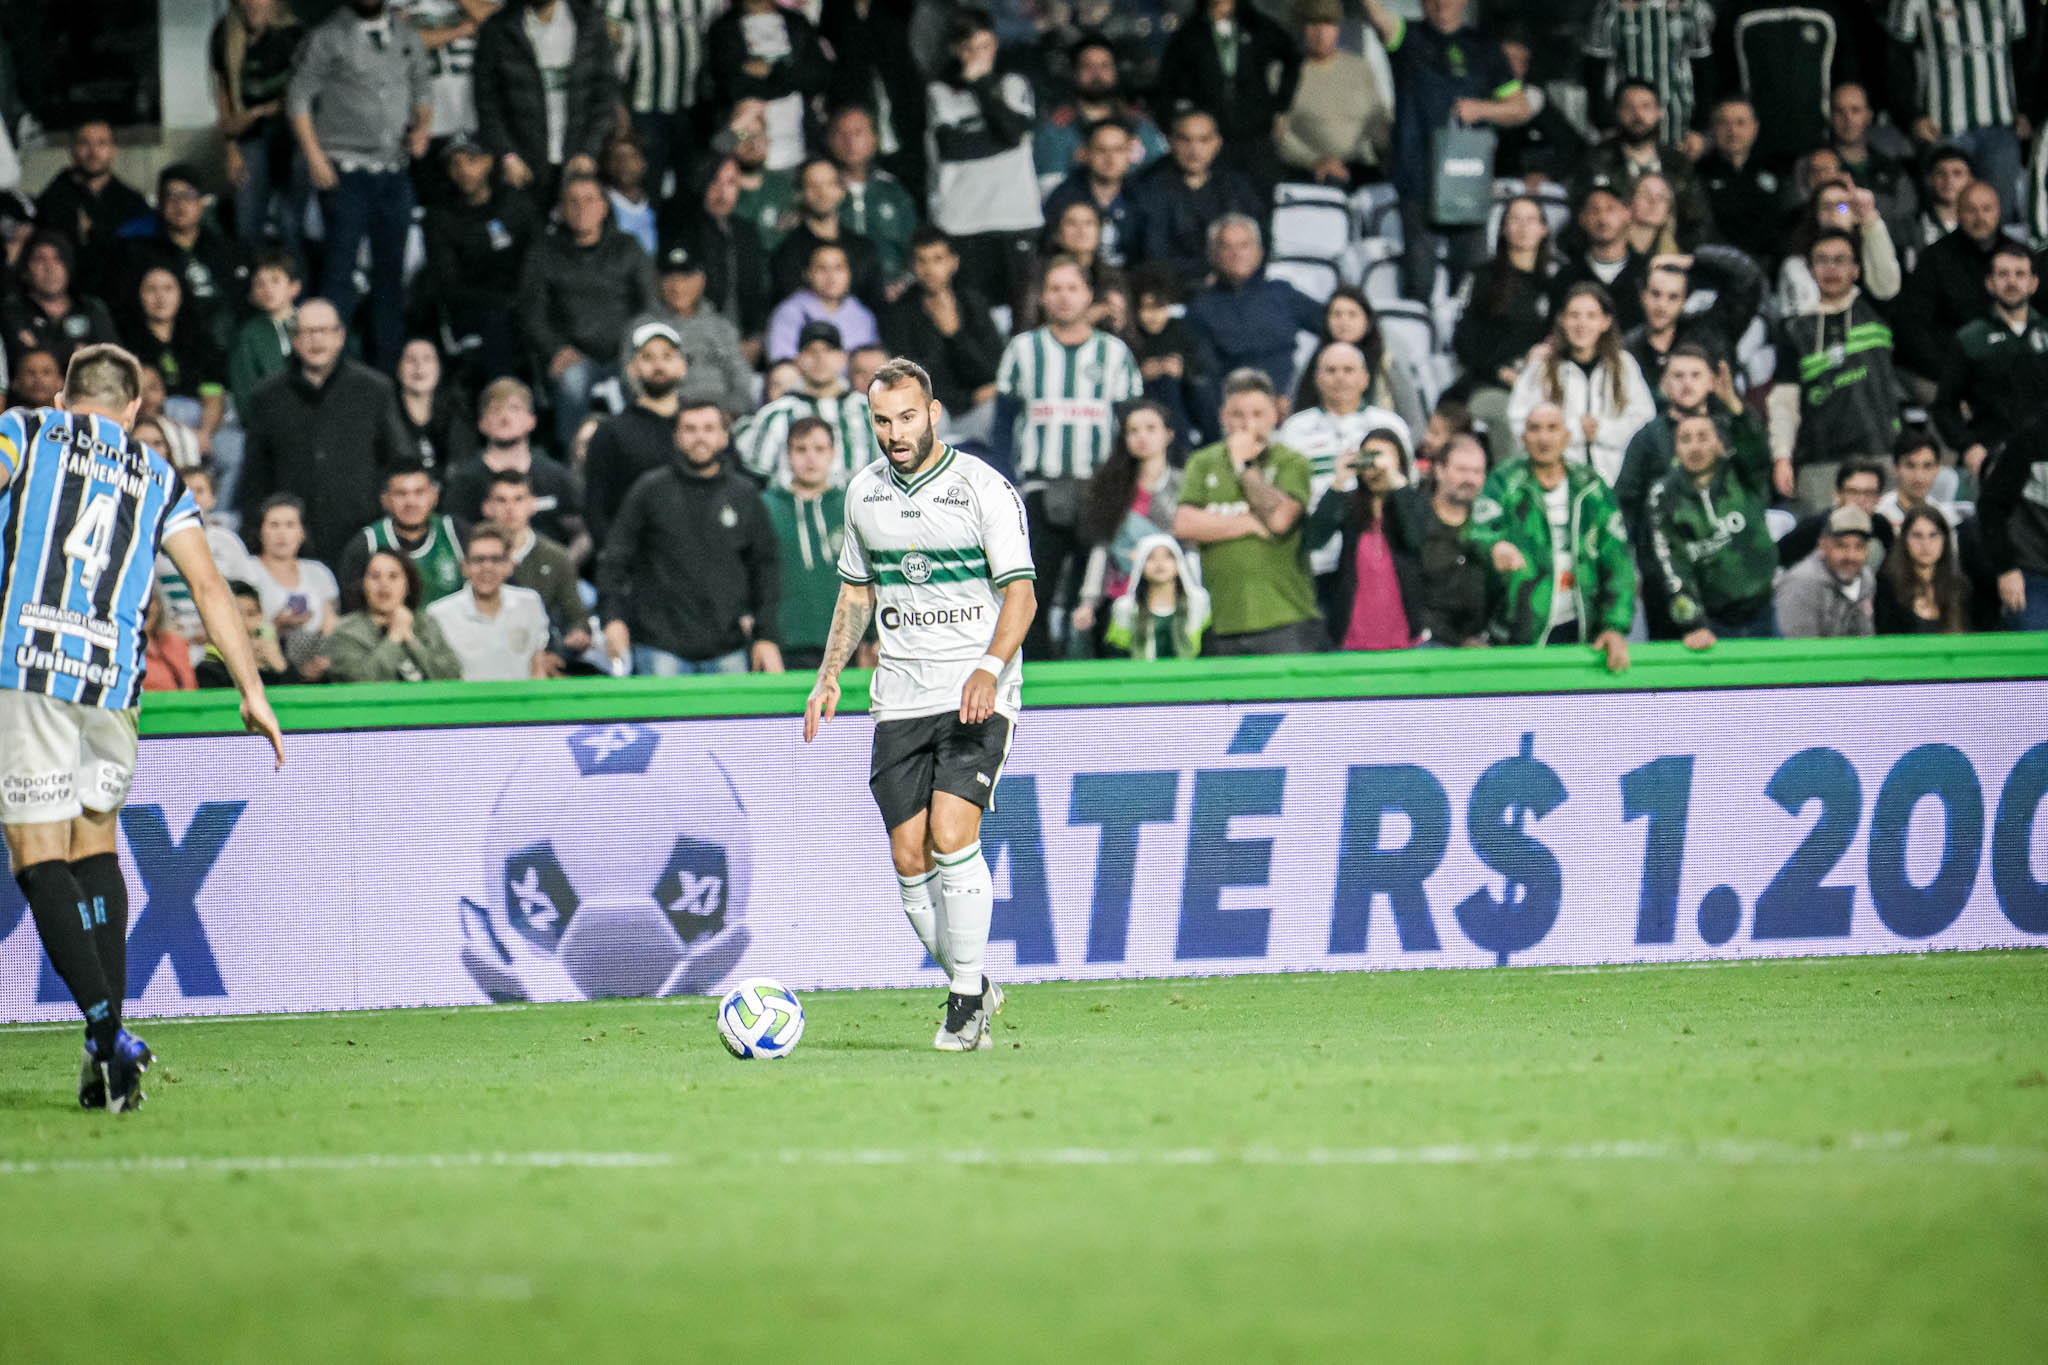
left=0, top=690, right=140, bottom=826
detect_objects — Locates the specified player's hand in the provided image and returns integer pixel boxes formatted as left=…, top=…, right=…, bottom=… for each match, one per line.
left=1594, top=630, right=1631, bottom=674
left=803, top=673, right=841, bottom=743
left=241, top=694, right=285, bottom=770
left=959, top=668, right=998, bottom=725
left=1681, top=627, right=1717, bottom=652
left=1491, top=542, right=1526, bottom=574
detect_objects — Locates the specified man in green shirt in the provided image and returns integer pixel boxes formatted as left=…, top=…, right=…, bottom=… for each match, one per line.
left=761, top=416, right=845, bottom=671
left=1172, top=368, right=1322, bottom=655
left=337, top=458, right=466, bottom=611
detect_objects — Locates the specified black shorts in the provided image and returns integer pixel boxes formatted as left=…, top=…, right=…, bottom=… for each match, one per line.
left=869, top=712, right=1015, bottom=832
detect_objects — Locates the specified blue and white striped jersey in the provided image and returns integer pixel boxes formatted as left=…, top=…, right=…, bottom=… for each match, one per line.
left=0, top=407, right=200, bottom=709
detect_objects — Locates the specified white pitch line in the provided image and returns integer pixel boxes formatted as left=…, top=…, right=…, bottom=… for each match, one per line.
left=3, top=1133, right=2043, bottom=1178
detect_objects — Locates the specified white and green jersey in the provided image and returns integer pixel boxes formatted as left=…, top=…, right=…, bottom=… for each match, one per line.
left=1888, top=0, right=2025, bottom=137
left=995, top=326, right=1144, bottom=481
left=1584, top=0, right=1716, bottom=140
left=837, top=445, right=1036, bottom=723
left=735, top=388, right=880, bottom=488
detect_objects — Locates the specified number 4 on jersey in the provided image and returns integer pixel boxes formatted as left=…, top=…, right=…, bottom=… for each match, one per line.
left=63, top=491, right=120, bottom=595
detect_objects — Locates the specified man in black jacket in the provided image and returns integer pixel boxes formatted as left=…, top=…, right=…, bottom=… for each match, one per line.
left=1550, top=176, right=1649, bottom=331
left=663, top=155, right=769, bottom=361
left=473, top=0, right=616, bottom=211
left=422, top=138, right=542, bottom=384
left=33, top=121, right=152, bottom=309
left=768, top=158, right=886, bottom=308
left=1152, top=0, right=1300, bottom=187
left=882, top=228, right=1003, bottom=440
left=1126, top=109, right=1265, bottom=295
left=518, top=171, right=658, bottom=454
left=598, top=400, right=784, bottom=675
left=1893, top=180, right=2009, bottom=386
left=235, top=299, right=413, bottom=565
left=1622, top=248, right=1765, bottom=390
left=585, top=321, right=688, bottom=545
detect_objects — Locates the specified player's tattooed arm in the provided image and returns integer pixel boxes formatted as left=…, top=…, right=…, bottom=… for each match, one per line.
left=819, top=583, right=876, bottom=680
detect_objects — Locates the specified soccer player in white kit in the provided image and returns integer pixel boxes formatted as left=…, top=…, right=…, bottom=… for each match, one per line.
left=802, top=358, right=1037, bottom=1051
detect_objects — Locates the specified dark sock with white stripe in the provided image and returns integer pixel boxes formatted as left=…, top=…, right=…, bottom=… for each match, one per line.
left=17, top=860, right=118, bottom=1056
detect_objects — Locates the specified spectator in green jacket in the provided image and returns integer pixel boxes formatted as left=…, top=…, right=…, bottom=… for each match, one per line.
left=225, top=249, right=300, bottom=422
left=321, top=548, right=464, bottom=683
left=1646, top=413, right=1780, bottom=649
left=761, top=416, right=845, bottom=672
left=1465, top=402, right=1634, bottom=673
left=1103, top=535, right=1211, bottom=661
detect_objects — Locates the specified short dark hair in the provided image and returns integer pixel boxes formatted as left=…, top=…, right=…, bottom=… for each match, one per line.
left=251, top=248, right=301, bottom=283
left=183, top=458, right=218, bottom=490
left=787, top=415, right=832, bottom=447
left=383, top=456, right=436, bottom=488
left=1069, top=29, right=1115, bottom=65
left=1667, top=342, right=1714, bottom=368
left=796, top=155, right=840, bottom=186
left=1082, top=116, right=1131, bottom=143
left=807, top=240, right=849, bottom=268
left=1128, top=263, right=1179, bottom=306
left=1431, top=396, right=1473, bottom=435
left=485, top=467, right=532, bottom=492
left=909, top=224, right=955, bottom=254
left=1170, top=106, right=1217, bottom=135
left=1614, top=78, right=1660, bottom=106
left=867, top=357, right=934, bottom=403
left=1892, top=429, right=1940, bottom=464
left=225, top=578, right=262, bottom=609
left=945, top=6, right=995, bottom=49
left=1837, top=459, right=1885, bottom=490
left=1808, top=227, right=1859, bottom=262
left=363, top=548, right=424, bottom=610
left=677, top=397, right=729, bottom=426
left=1988, top=239, right=2034, bottom=273
left=1925, top=143, right=1974, bottom=175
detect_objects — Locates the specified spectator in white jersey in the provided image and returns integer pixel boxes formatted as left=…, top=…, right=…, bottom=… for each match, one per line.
left=924, top=7, right=1042, bottom=307
left=736, top=320, right=879, bottom=487
left=993, top=255, right=1144, bottom=658
left=604, top=0, right=717, bottom=199
left=427, top=522, right=553, bottom=680
left=1887, top=0, right=2027, bottom=222
left=393, top=0, right=484, bottom=207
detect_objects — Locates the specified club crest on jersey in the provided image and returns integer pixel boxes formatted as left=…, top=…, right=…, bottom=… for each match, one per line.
left=901, top=551, right=934, bottom=584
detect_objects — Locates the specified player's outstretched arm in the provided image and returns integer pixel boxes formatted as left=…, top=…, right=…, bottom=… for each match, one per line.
left=162, top=525, right=286, bottom=770
left=804, top=581, right=875, bottom=743
left=960, top=578, right=1035, bottom=725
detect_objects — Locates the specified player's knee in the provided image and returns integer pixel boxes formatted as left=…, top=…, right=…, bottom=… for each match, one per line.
left=928, top=811, right=982, bottom=857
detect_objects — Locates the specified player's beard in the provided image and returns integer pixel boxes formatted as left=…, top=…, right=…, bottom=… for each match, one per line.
left=888, top=426, right=935, bottom=473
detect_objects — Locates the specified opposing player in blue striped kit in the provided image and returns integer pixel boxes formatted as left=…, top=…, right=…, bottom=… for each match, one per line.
left=803, top=357, right=1036, bottom=1051
left=0, top=346, right=284, bottom=1112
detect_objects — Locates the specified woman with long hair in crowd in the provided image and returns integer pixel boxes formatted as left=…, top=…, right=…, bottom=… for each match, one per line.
left=1067, top=401, right=1186, bottom=654
left=1306, top=427, right=1421, bottom=651
left=1451, top=194, right=1555, bottom=463
left=1102, top=535, right=1211, bottom=661
left=321, top=549, right=462, bottom=683
left=395, top=338, right=477, bottom=475
left=1294, top=286, right=1425, bottom=436
left=1014, top=197, right=1127, bottom=335
left=1875, top=506, right=1971, bottom=634
left=245, top=492, right=339, bottom=679
left=1778, top=174, right=1902, bottom=315
left=1627, top=173, right=1683, bottom=256
left=1507, top=282, right=1655, bottom=484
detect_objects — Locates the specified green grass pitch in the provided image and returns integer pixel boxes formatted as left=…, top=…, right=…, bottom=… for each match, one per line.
left=2, top=952, right=2044, bottom=1363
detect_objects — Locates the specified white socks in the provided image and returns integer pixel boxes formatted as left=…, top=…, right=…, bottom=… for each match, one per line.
left=934, top=841, right=994, bottom=996
left=897, top=868, right=950, bottom=974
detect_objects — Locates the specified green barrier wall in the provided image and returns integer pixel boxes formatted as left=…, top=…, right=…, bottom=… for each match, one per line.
left=136, top=635, right=2048, bottom=736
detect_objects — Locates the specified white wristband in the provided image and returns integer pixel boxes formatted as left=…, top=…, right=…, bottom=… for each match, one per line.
left=976, top=653, right=1006, bottom=676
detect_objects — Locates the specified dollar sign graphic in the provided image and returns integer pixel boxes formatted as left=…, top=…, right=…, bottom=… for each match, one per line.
left=1454, top=733, right=1567, bottom=965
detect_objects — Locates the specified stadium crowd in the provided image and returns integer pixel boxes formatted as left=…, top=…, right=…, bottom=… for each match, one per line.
left=6, top=0, right=2047, bottom=687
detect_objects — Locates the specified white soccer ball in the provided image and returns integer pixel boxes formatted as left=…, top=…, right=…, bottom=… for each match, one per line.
left=717, top=978, right=805, bottom=1059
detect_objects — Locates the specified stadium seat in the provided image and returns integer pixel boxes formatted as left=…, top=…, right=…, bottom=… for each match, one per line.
left=1268, top=256, right=1340, bottom=303
left=1271, top=198, right=1352, bottom=263
left=1374, top=299, right=1438, bottom=373
left=1765, top=508, right=1798, bottom=542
